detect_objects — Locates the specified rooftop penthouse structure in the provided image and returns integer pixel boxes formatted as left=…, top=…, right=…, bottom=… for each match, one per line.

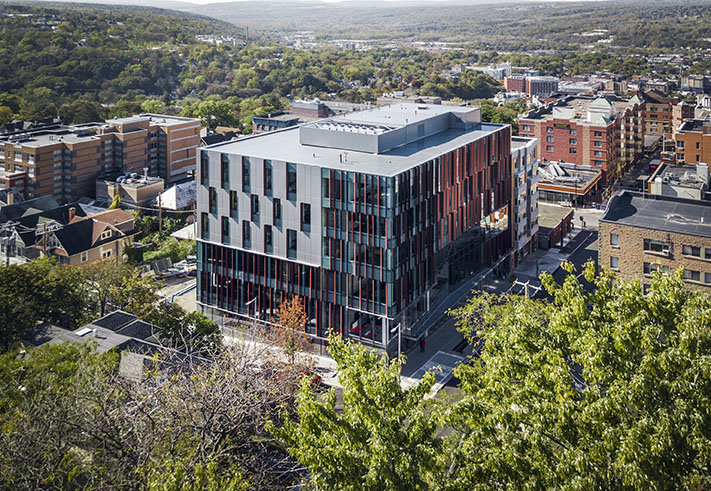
left=197, top=103, right=513, bottom=351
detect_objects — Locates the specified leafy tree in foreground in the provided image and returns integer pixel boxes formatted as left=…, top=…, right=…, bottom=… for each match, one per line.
left=272, top=264, right=711, bottom=489
left=445, top=262, right=711, bottom=489
left=268, top=334, right=441, bottom=490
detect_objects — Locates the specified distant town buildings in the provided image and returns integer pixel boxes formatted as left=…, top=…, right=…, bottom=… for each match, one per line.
left=0, top=114, right=200, bottom=203
left=197, top=104, right=513, bottom=351
left=504, top=75, right=560, bottom=97
left=599, top=191, right=711, bottom=293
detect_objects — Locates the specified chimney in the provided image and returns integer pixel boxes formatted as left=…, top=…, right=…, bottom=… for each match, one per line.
left=68, top=206, right=76, bottom=222
left=6, top=191, right=13, bottom=205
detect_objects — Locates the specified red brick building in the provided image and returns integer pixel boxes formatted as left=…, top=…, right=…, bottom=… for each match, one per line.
left=518, top=95, right=645, bottom=186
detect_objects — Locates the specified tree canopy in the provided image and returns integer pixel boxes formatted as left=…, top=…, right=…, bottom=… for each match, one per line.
left=273, top=264, right=711, bottom=489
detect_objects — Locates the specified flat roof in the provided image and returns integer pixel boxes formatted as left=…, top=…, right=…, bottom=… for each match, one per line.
left=538, top=204, right=574, bottom=229
left=511, top=136, right=536, bottom=150
left=601, top=191, right=711, bottom=238
left=206, top=121, right=504, bottom=177
left=108, top=114, right=200, bottom=127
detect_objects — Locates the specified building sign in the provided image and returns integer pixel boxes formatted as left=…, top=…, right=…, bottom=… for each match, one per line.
left=554, top=123, right=570, bottom=129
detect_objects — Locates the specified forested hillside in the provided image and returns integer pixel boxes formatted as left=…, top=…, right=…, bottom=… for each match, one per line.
left=0, top=3, right=506, bottom=131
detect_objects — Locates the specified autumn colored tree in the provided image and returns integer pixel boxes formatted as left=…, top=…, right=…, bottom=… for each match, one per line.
left=270, top=296, right=310, bottom=367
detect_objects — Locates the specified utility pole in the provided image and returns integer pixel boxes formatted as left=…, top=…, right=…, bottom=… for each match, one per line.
left=42, top=222, right=47, bottom=257
left=158, top=193, right=162, bottom=235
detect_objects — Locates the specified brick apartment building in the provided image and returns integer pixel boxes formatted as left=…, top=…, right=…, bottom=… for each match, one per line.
left=519, top=95, right=645, bottom=186
left=674, top=119, right=711, bottom=165
left=640, top=90, right=694, bottom=137
left=599, top=191, right=711, bottom=293
left=0, top=114, right=200, bottom=202
left=503, top=76, right=560, bottom=96
left=197, top=104, right=513, bottom=351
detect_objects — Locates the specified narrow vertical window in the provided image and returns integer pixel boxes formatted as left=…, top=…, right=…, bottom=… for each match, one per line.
left=209, top=187, right=217, bottom=214
left=251, top=194, right=260, bottom=221
left=221, top=216, right=230, bottom=244
left=287, top=163, right=297, bottom=201
left=221, top=154, right=229, bottom=189
left=243, top=220, right=251, bottom=249
left=273, top=198, right=282, bottom=227
left=301, top=203, right=311, bottom=232
left=264, top=160, right=272, bottom=196
left=264, top=225, right=273, bottom=253
left=287, top=229, right=297, bottom=259
left=230, top=190, right=238, bottom=218
left=200, top=151, right=209, bottom=186
left=201, top=212, right=209, bottom=239
left=242, top=156, right=250, bottom=192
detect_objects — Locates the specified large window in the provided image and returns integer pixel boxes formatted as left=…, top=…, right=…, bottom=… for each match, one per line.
left=644, top=239, right=669, bottom=254
left=287, top=163, right=297, bottom=201
left=683, top=269, right=701, bottom=282
left=301, top=203, right=311, bottom=232
left=273, top=198, right=282, bottom=227
left=221, top=154, right=229, bottom=189
left=242, top=156, right=250, bottom=192
left=682, top=245, right=701, bottom=257
left=287, top=229, right=297, bottom=259
left=644, top=262, right=669, bottom=275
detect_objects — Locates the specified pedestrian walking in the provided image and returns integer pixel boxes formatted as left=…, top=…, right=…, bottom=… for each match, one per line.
left=419, top=337, right=426, bottom=352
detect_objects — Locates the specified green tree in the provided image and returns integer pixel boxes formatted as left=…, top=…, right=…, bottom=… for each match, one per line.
left=0, top=106, right=13, bottom=126
left=82, top=259, right=158, bottom=317
left=445, top=263, right=711, bottom=489
left=0, top=258, right=87, bottom=350
left=141, top=98, right=165, bottom=114
left=269, top=334, right=441, bottom=490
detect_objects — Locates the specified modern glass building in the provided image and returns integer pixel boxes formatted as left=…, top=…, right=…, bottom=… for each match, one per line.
left=197, top=103, right=512, bottom=351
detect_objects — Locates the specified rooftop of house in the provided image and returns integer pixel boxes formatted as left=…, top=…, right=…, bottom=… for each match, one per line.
left=601, top=190, right=711, bottom=238
left=205, top=103, right=504, bottom=176
left=22, top=312, right=162, bottom=361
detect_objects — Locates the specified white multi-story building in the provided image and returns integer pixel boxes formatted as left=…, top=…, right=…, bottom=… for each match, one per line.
left=511, top=136, right=539, bottom=266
